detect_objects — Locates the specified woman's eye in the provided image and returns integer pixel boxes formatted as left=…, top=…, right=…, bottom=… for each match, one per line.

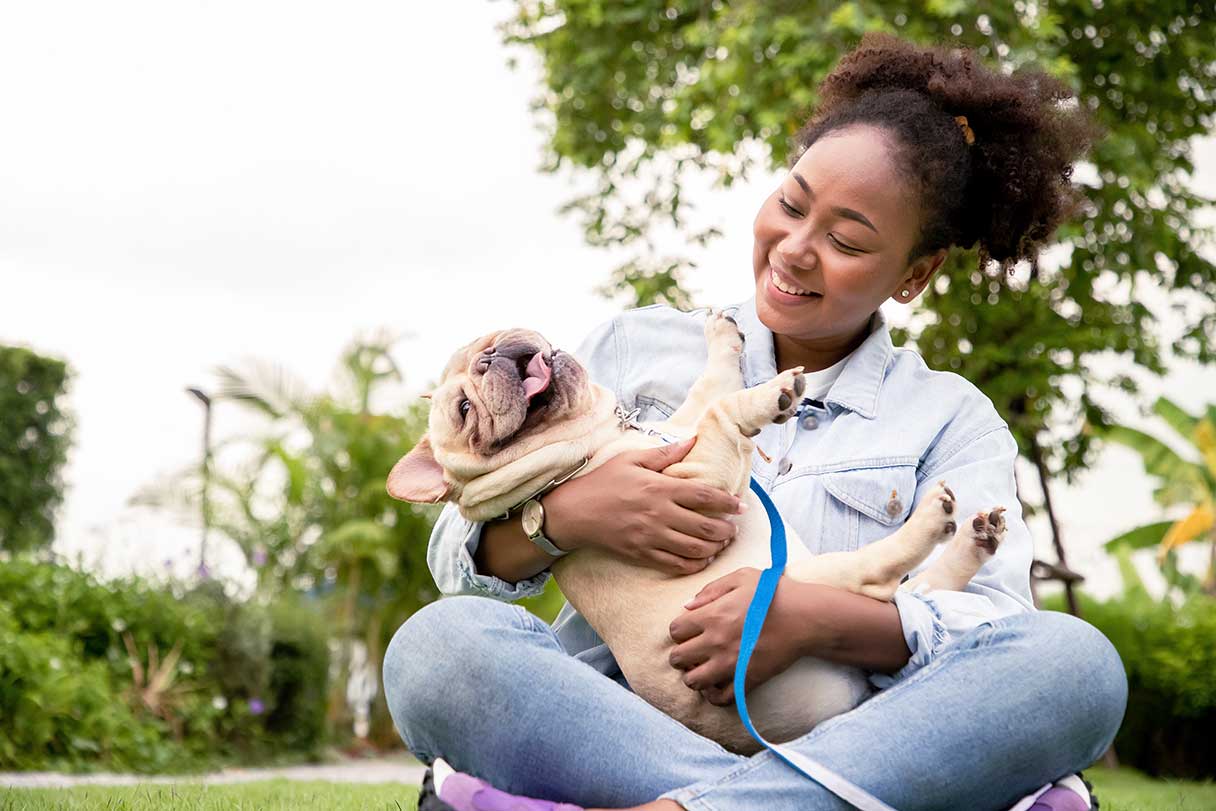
left=459, top=399, right=471, bottom=419
left=828, top=234, right=862, bottom=254
left=778, top=197, right=802, bottom=217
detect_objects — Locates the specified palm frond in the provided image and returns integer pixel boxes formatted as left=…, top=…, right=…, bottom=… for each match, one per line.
left=214, top=358, right=314, bottom=420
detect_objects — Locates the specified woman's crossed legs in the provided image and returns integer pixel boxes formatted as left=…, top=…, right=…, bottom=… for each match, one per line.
left=382, top=595, right=1125, bottom=811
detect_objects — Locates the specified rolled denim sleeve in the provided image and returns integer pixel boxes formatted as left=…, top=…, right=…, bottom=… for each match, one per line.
left=425, top=501, right=550, bottom=599
left=871, top=424, right=1036, bottom=689
left=423, top=315, right=624, bottom=600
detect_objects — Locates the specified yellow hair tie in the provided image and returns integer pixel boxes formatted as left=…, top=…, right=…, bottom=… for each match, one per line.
left=954, top=115, right=976, bottom=146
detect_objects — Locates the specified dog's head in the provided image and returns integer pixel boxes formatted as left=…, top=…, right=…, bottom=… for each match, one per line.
left=386, top=328, right=593, bottom=504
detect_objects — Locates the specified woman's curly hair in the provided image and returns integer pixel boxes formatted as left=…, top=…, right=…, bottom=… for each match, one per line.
left=790, top=33, right=1100, bottom=270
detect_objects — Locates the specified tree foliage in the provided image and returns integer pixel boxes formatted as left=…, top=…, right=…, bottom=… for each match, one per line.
left=498, top=0, right=1216, bottom=484
left=0, top=345, right=74, bottom=554
left=132, top=330, right=439, bottom=744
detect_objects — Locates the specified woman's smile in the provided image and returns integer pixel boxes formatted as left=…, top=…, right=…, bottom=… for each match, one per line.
left=765, top=263, right=822, bottom=304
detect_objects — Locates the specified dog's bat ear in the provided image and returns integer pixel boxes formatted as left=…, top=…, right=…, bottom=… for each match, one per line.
left=386, top=434, right=450, bottom=503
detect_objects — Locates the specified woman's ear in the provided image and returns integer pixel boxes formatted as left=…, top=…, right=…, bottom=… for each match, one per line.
left=892, top=249, right=948, bottom=304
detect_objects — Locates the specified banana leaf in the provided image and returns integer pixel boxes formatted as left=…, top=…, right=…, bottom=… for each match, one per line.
left=1104, top=520, right=1173, bottom=551
left=1101, top=424, right=1206, bottom=504
left=1153, top=396, right=1198, bottom=441
left=1158, top=503, right=1215, bottom=562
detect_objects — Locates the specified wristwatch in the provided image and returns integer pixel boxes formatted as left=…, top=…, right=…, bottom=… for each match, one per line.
left=520, top=496, right=569, bottom=558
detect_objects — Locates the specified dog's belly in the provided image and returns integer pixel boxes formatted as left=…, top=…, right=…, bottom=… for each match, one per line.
left=550, top=490, right=871, bottom=754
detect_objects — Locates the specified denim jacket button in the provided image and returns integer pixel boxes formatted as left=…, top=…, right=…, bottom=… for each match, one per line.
left=799, top=412, right=819, bottom=430
left=778, top=457, right=793, bottom=475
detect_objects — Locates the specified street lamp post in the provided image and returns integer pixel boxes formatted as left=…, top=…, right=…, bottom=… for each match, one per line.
left=186, top=387, right=213, bottom=574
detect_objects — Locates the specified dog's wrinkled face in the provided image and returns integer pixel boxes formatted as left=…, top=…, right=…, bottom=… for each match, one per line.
left=386, top=328, right=592, bottom=504
left=434, top=328, right=588, bottom=456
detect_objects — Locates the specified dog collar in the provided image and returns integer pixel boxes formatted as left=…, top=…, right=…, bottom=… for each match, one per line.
left=614, top=403, right=683, bottom=445
left=498, top=456, right=591, bottom=521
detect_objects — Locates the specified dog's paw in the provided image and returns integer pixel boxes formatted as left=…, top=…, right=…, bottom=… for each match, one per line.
left=704, top=308, right=744, bottom=355
left=904, top=480, right=958, bottom=542
left=767, top=367, right=805, bottom=425
left=967, top=507, right=1007, bottom=556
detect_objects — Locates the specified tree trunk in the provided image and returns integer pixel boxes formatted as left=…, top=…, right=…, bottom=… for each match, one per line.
left=1027, top=435, right=1082, bottom=618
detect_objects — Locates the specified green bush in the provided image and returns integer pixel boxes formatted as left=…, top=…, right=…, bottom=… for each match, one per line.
left=0, top=559, right=332, bottom=772
left=0, top=606, right=167, bottom=771
left=1043, top=591, right=1216, bottom=779
left=264, top=597, right=331, bottom=754
left=0, top=345, right=74, bottom=554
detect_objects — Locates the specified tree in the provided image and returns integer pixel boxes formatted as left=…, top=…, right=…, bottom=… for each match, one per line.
left=497, top=0, right=1216, bottom=607
left=0, top=345, right=74, bottom=554
left=133, top=330, right=439, bottom=744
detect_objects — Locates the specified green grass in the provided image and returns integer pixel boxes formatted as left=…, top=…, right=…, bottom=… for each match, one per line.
left=0, top=781, right=419, bottom=810
left=1088, top=766, right=1216, bottom=810
left=0, top=767, right=1212, bottom=809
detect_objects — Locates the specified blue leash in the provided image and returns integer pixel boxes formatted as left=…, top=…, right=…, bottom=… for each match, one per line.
left=734, top=477, right=900, bottom=811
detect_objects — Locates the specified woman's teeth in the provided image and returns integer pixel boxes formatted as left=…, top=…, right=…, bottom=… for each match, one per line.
left=770, top=267, right=815, bottom=297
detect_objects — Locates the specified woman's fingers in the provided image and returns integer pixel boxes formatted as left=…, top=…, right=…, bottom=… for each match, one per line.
left=681, top=660, right=725, bottom=693
left=667, top=505, right=736, bottom=545
left=668, top=478, right=742, bottom=516
left=656, top=528, right=725, bottom=561
left=684, top=577, right=735, bottom=610
left=668, top=640, right=711, bottom=670
left=668, top=608, right=705, bottom=644
left=701, top=683, right=735, bottom=707
left=649, top=548, right=715, bottom=576
left=630, top=436, right=697, bottom=471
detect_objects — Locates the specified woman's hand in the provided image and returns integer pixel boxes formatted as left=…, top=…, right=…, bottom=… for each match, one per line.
left=667, top=567, right=815, bottom=706
left=542, top=436, right=744, bottom=576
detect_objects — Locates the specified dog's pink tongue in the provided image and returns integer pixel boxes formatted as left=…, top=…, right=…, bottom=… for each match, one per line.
left=522, top=353, right=551, bottom=401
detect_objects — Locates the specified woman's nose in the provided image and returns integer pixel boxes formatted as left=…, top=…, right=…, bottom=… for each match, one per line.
left=777, top=239, right=816, bottom=274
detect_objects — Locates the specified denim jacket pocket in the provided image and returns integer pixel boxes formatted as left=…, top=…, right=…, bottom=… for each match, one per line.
left=633, top=394, right=676, bottom=423
left=820, top=463, right=919, bottom=551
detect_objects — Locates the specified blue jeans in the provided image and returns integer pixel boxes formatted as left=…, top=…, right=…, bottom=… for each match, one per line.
left=383, top=595, right=1127, bottom=811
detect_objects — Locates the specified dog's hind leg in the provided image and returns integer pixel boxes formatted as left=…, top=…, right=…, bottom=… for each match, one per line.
left=901, top=507, right=1007, bottom=593
left=664, top=309, right=748, bottom=431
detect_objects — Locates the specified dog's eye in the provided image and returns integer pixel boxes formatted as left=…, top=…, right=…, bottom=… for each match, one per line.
left=459, top=399, right=471, bottom=420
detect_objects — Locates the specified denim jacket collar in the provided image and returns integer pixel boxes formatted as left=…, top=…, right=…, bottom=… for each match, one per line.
left=731, top=296, right=893, bottom=420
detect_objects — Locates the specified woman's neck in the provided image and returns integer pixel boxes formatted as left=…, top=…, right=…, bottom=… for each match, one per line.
left=773, top=318, right=872, bottom=374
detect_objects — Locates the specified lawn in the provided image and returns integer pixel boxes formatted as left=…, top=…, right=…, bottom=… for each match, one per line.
left=1, top=768, right=1212, bottom=809
left=0, top=781, right=418, bottom=810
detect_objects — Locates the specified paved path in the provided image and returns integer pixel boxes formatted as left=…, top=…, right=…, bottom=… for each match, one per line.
left=0, top=755, right=427, bottom=789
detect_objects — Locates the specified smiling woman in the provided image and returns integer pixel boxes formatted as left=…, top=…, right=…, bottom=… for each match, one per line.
left=382, top=32, right=1122, bottom=811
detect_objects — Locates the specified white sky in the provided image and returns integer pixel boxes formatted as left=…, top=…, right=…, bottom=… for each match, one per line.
left=2, top=1, right=1214, bottom=597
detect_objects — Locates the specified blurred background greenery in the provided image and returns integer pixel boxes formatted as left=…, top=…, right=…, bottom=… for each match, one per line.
left=1, top=0, right=1214, bottom=788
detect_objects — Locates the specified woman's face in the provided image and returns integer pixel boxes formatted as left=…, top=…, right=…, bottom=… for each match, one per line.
left=752, top=124, right=939, bottom=346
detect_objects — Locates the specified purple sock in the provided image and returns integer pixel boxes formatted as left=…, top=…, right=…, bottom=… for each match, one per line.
left=438, top=771, right=585, bottom=811
left=1027, top=786, right=1090, bottom=811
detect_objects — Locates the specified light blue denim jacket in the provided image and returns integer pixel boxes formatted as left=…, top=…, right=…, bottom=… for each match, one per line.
left=425, top=296, right=1036, bottom=689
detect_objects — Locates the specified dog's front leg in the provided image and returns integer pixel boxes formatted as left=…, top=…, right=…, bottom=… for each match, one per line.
left=665, top=309, right=749, bottom=431
left=662, top=367, right=805, bottom=496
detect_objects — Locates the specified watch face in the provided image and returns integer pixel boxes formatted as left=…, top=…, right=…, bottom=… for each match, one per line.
left=522, top=499, right=543, bottom=536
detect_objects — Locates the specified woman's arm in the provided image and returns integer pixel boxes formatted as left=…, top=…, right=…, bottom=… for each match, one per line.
left=474, top=438, right=741, bottom=583
left=670, top=422, right=1033, bottom=704
left=668, top=568, right=910, bottom=706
